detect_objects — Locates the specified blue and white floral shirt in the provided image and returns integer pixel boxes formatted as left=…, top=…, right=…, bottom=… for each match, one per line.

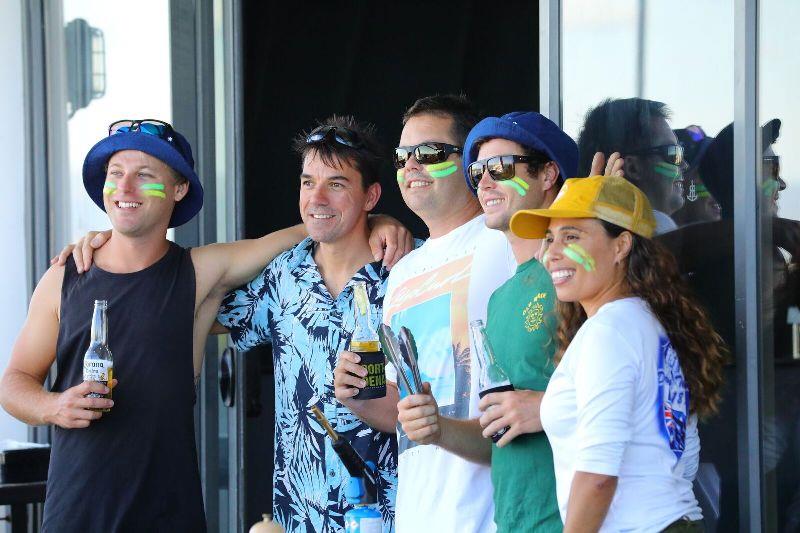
left=218, top=238, right=397, bottom=533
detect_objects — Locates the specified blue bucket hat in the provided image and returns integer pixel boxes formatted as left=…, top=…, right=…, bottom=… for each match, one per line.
left=82, top=123, right=204, bottom=228
left=463, top=111, right=578, bottom=195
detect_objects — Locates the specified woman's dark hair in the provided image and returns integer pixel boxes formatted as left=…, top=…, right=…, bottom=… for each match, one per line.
left=555, top=220, right=727, bottom=418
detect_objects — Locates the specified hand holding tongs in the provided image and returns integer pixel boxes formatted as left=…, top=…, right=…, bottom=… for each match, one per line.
left=378, top=324, right=420, bottom=395
left=398, top=327, right=424, bottom=392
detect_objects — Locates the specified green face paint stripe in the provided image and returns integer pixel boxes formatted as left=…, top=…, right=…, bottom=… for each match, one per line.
left=139, top=183, right=166, bottom=191
left=428, top=165, right=458, bottom=179
left=541, top=250, right=550, bottom=265
left=142, top=190, right=166, bottom=198
left=653, top=162, right=681, bottom=180
left=103, top=182, right=117, bottom=189
left=762, top=179, right=779, bottom=196
left=396, top=169, right=405, bottom=183
left=499, top=179, right=527, bottom=197
left=511, top=176, right=530, bottom=190
left=424, top=161, right=456, bottom=172
left=565, top=243, right=596, bottom=272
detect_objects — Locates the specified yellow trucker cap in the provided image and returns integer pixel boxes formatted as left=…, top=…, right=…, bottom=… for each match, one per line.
left=510, top=175, right=657, bottom=239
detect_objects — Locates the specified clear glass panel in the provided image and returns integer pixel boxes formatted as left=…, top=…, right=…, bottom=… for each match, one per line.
left=563, top=0, right=736, bottom=529
left=759, top=1, right=800, bottom=530
left=60, top=0, right=172, bottom=244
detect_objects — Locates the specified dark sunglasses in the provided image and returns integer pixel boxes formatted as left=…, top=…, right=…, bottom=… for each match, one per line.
left=305, top=125, right=363, bottom=149
left=763, top=155, right=781, bottom=181
left=393, top=142, right=462, bottom=169
left=467, top=155, right=543, bottom=190
left=109, top=119, right=191, bottom=161
left=626, top=143, right=684, bottom=166
left=109, top=119, right=174, bottom=140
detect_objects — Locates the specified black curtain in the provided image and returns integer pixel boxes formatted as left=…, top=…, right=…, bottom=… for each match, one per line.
left=244, top=0, right=540, bottom=239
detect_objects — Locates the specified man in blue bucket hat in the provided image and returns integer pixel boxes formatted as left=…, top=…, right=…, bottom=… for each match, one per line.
left=467, top=112, right=621, bottom=532
left=0, top=118, right=410, bottom=532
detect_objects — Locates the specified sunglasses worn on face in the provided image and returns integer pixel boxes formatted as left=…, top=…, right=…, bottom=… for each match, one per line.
left=305, top=126, right=363, bottom=149
left=763, top=155, right=781, bottom=181
left=393, top=142, right=462, bottom=169
left=626, top=143, right=684, bottom=166
left=467, top=155, right=543, bottom=190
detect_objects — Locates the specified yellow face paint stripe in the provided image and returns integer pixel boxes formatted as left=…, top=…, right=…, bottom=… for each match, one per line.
left=425, top=161, right=456, bottom=172
left=142, top=190, right=166, bottom=199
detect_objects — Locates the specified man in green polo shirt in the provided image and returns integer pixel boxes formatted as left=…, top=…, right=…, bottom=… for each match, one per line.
left=461, top=112, right=622, bottom=531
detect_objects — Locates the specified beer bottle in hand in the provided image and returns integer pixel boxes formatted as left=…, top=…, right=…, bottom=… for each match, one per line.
left=470, top=319, right=513, bottom=442
left=83, top=299, right=113, bottom=412
left=349, top=282, right=386, bottom=399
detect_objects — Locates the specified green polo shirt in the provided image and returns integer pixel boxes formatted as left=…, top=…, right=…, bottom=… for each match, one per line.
left=485, top=257, right=562, bottom=532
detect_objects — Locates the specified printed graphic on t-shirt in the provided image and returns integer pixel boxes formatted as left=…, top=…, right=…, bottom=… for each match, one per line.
left=384, top=255, right=473, bottom=454
left=523, top=292, right=547, bottom=332
left=656, top=335, right=689, bottom=460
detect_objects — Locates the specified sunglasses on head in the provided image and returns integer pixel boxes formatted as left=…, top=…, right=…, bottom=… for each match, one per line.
left=393, top=142, right=462, bottom=169
left=109, top=119, right=174, bottom=139
left=467, top=155, right=544, bottom=190
left=305, top=125, right=363, bottom=149
left=626, top=143, right=684, bottom=166
left=109, top=119, right=191, bottom=161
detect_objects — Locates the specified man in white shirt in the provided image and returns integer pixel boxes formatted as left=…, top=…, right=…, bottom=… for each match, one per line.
left=333, top=95, right=515, bottom=532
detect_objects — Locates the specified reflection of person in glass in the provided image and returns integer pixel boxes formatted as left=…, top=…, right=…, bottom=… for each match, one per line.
left=672, top=126, right=721, bottom=225
left=509, top=176, right=726, bottom=532
left=577, top=98, right=686, bottom=234
left=678, top=118, right=800, bottom=531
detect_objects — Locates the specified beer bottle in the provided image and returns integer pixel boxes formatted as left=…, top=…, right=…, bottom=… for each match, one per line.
left=83, top=299, right=113, bottom=412
left=470, top=319, right=513, bottom=442
left=349, top=282, right=386, bottom=399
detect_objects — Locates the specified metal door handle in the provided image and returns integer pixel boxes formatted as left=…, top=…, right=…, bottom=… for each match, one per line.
left=219, top=346, right=235, bottom=407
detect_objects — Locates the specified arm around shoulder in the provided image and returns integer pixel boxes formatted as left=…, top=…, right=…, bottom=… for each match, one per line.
left=194, top=223, right=307, bottom=298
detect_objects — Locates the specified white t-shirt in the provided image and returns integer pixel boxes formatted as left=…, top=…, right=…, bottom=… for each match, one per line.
left=383, top=215, right=515, bottom=533
left=540, top=297, right=702, bottom=532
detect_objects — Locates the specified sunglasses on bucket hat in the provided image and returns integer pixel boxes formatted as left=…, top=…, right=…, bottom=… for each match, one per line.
left=108, top=119, right=192, bottom=161
left=467, top=154, right=546, bottom=190
left=393, top=142, right=462, bottom=169
left=305, top=125, right=364, bottom=149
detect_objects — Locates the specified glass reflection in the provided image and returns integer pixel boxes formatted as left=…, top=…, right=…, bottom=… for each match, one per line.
left=563, top=0, right=736, bottom=529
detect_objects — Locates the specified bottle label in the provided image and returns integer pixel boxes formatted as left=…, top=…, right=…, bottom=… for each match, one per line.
left=345, top=513, right=381, bottom=533
left=83, top=359, right=112, bottom=382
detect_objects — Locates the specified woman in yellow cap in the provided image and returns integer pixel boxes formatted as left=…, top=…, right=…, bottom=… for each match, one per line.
left=509, top=175, right=726, bottom=532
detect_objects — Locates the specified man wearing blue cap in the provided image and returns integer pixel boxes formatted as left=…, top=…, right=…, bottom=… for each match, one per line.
left=464, top=111, right=576, bottom=532
left=464, top=112, right=622, bottom=532
left=0, top=119, right=321, bottom=532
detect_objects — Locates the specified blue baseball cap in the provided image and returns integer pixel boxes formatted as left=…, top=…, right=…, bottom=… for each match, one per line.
left=463, top=111, right=578, bottom=195
left=82, top=122, right=204, bottom=228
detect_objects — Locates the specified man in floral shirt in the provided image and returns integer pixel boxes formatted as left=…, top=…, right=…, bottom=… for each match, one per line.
left=217, top=115, right=397, bottom=532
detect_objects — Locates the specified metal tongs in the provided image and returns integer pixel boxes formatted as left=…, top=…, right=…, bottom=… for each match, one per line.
left=378, top=324, right=422, bottom=395
left=398, top=327, right=424, bottom=392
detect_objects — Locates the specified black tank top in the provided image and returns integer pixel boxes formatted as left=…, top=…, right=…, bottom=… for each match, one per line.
left=42, top=242, right=206, bottom=533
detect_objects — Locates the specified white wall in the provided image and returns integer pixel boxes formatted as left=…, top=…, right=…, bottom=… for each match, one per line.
left=0, top=0, right=33, bottom=530
left=0, top=0, right=30, bottom=444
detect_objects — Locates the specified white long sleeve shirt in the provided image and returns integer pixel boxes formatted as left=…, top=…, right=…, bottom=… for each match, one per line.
left=541, top=297, right=702, bottom=532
